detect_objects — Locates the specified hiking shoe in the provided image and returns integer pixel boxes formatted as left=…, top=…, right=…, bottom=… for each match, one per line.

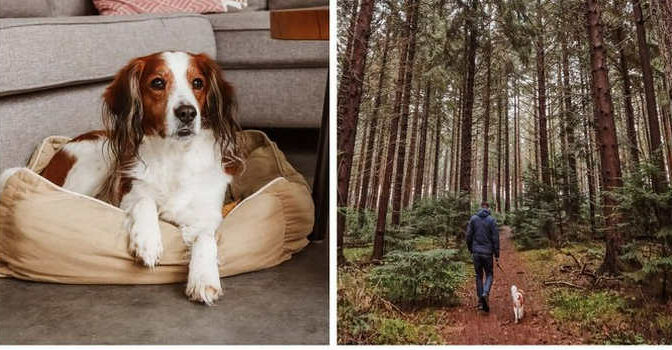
left=476, top=297, right=484, bottom=310
left=482, top=295, right=489, bottom=312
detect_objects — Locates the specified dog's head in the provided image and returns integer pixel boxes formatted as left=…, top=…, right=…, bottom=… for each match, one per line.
left=102, top=51, right=243, bottom=171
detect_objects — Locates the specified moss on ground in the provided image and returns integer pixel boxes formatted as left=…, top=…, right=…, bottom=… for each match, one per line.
left=521, top=241, right=671, bottom=345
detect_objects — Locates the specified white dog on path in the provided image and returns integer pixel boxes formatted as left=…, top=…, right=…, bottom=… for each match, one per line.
left=511, top=285, right=525, bottom=323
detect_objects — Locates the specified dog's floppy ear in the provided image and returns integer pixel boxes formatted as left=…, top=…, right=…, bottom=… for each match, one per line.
left=193, top=53, right=245, bottom=175
left=102, top=58, right=146, bottom=162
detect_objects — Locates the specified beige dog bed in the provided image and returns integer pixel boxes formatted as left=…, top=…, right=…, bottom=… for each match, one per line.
left=0, top=130, right=314, bottom=284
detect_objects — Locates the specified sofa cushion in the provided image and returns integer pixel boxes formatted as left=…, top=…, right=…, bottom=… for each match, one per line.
left=0, top=83, right=108, bottom=170
left=208, top=11, right=327, bottom=69
left=268, top=0, right=328, bottom=9
left=0, top=0, right=98, bottom=18
left=0, top=14, right=216, bottom=97
left=227, top=67, right=326, bottom=128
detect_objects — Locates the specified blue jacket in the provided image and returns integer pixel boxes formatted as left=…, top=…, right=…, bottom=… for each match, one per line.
left=466, top=208, right=499, bottom=258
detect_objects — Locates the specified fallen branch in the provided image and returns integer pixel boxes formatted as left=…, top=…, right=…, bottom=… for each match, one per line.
left=564, top=251, right=581, bottom=268
left=543, top=280, right=586, bottom=290
left=374, top=294, right=407, bottom=317
left=592, top=275, right=622, bottom=288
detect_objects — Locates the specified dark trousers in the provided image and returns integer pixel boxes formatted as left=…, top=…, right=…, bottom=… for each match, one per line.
left=473, top=253, right=494, bottom=298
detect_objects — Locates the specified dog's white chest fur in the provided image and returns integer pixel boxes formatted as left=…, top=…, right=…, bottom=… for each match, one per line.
left=122, top=130, right=231, bottom=236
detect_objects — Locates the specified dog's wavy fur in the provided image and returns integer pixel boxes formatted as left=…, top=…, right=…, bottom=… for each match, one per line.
left=37, top=51, right=244, bottom=305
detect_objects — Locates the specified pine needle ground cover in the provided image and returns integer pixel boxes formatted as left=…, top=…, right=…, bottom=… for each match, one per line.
left=521, top=243, right=672, bottom=344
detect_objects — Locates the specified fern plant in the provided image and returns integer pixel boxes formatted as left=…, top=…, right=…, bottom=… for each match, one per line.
left=367, top=249, right=466, bottom=306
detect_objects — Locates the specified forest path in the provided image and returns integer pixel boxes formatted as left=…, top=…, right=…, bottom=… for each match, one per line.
left=435, top=226, right=575, bottom=345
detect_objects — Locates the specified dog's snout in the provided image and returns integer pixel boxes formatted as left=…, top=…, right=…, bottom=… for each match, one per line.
left=175, top=105, right=197, bottom=123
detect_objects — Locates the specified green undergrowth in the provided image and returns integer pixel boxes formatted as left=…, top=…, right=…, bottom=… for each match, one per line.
left=367, top=249, right=466, bottom=306
left=339, top=228, right=469, bottom=344
left=338, top=264, right=446, bottom=344
left=521, top=241, right=672, bottom=344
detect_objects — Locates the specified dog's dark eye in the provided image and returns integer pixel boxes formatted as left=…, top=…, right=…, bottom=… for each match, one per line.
left=193, top=78, right=204, bottom=90
left=151, top=78, right=165, bottom=90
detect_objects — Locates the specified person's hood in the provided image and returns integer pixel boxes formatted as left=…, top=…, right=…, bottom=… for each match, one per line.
left=477, top=208, right=491, bottom=218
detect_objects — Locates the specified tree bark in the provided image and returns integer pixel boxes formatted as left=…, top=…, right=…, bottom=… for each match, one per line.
left=481, top=41, right=492, bottom=203
left=585, top=0, right=624, bottom=274
left=614, top=0, right=640, bottom=168
left=497, top=76, right=503, bottom=212
left=452, top=90, right=462, bottom=193
left=504, top=73, right=510, bottom=213
left=372, top=0, right=415, bottom=260
left=433, top=114, right=442, bottom=197
left=459, top=0, right=478, bottom=201
left=369, top=118, right=387, bottom=208
left=536, top=0, right=551, bottom=186
left=357, top=26, right=391, bottom=227
left=581, top=67, right=598, bottom=235
left=391, top=0, right=420, bottom=225
left=449, top=100, right=457, bottom=194
left=534, top=87, right=540, bottom=180
left=337, top=0, right=360, bottom=124
left=337, top=0, right=375, bottom=265
left=561, top=22, right=580, bottom=221
left=633, top=0, right=667, bottom=194
left=415, top=83, right=432, bottom=201
left=352, top=119, right=368, bottom=207
left=402, top=79, right=423, bottom=208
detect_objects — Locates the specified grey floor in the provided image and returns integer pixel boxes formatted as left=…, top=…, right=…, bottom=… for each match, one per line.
left=0, top=128, right=328, bottom=345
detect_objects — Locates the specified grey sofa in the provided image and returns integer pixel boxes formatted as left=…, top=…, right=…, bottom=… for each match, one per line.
left=0, top=0, right=328, bottom=171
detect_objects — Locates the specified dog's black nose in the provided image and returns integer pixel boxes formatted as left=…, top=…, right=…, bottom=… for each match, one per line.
left=175, top=105, right=196, bottom=123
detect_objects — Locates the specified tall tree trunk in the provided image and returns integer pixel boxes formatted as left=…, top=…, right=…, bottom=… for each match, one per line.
left=402, top=80, right=423, bottom=208
left=415, top=83, right=432, bottom=200
left=337, top=0, right=375, bottom=265
left=614, top=0, right=640, bottom=168
left=357, top=26, right=391, bottom=227
left=442, top=145, right=450, bottom=194
left=459, top=0, right=478, bottom=202
left=513, top=78, right=519, bottom=209
left=534, top=88, right=540, bottom=180
left=497, top=78, right=503, bottom=212
left=369, top=118, right=388, bottom=208
left=337, top=0, right=360, bottom=124
left=452, top=91, right=462, bottom=193
left=481, top=41, right=492, bottom=203
left=449, top=99, right=458, bottom=194
left=433, top=114, right=442, bottom=197
left=504, top=74, right=511, bottom=213
left=352, top=120, right=369, bottom=207
left=586, top=0, right=624, bottom=274
left=372, top=0, right=414, bottom=260
left=561, top=22, right=580, bottom=220
left=581, top=65, right=598, bottom=235
left=584, top=104, right=598, bottom=236
left=655, top=0, right=672, bottom=184
left=663, top=102, right=672, bottom=182
left=633, top=0, right=667, bottom=194
left=391, top=0, right=421, bottom=225
left=536, top=0, right=551, bottom=186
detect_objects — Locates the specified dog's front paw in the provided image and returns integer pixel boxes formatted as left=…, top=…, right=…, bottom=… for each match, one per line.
left=186, top=271, right=222, bottom=306
left=127, top=218, right=163, bottom=267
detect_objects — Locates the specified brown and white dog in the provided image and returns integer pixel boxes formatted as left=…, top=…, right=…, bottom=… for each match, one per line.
left=511, top=285, right=525, bottom=323
left=5, top=51, right=244, bottom=305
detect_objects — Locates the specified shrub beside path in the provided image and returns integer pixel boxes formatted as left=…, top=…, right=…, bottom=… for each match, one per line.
left=435, top=226, right=575, bottom=344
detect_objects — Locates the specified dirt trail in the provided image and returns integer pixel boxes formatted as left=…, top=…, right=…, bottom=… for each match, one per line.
left=436, top=226, right=574, bottom=345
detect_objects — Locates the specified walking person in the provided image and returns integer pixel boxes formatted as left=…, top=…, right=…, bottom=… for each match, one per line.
left=466, top=201, right=500, bottom=312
